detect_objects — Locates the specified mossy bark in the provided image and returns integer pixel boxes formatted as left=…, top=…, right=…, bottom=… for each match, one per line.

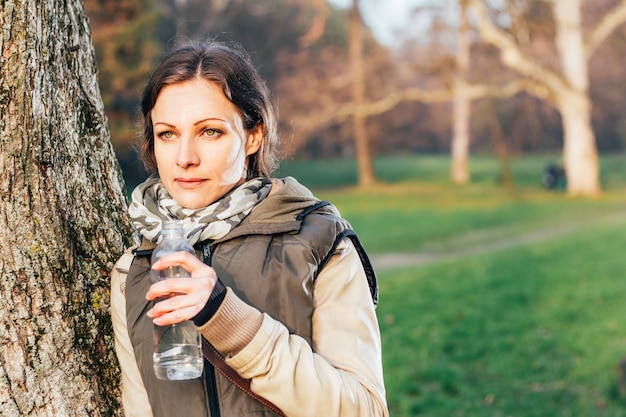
left=0, top=1, right=133, bottom=415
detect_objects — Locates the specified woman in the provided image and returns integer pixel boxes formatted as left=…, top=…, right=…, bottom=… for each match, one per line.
left=110, top=40, right=388, bottom=417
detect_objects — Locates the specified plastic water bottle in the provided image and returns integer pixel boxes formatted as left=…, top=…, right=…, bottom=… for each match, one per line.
left=151, top=219, right=203, bottom=380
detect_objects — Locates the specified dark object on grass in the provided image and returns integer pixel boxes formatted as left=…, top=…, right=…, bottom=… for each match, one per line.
left=543, top=164, right=566, bottom=190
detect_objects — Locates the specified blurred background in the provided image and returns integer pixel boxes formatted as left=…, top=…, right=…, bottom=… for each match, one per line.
left=85, top=0, right=626, bottom=193
left=85, top=1, right=626, bottom=416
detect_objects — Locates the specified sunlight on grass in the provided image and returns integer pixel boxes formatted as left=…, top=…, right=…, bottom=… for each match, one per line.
left=278, top=154, right=626, bottom=254
left=278, top=153, right=626, bottom=416
left=377, top=224, right=626, bottom=416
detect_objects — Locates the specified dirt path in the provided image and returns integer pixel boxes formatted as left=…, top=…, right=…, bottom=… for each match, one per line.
left=370, top=210, right=626, bottom=271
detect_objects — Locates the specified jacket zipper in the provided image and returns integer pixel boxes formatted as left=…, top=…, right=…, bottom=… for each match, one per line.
left=200, top=242, right=221, bottom=417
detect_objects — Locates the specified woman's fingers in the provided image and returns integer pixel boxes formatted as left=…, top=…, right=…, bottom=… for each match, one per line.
left=149, top=303, right=203, bottom=326
left=147, top=274, right=214, bottom=299
left=151, top=251, right=212, bottom=277
left=146, top=256, right=217, bottom=325
left=147, top=282, right=213, bottom=325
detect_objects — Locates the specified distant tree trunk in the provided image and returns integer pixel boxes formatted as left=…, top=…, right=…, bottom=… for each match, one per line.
left=552, top=0, right=600, bottom=196
left=468, top=0, right=626, bottom=196
left=451, top=0, right=471, bottom=184
left=349, top=0, right=376, bottom=187
left=0, top=1, right=132, bottom=416
left=485, top=101, right=514, bottom=188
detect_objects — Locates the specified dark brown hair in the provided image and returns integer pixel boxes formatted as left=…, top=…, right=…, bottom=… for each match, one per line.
left=139, top=41, right=279, bottom=178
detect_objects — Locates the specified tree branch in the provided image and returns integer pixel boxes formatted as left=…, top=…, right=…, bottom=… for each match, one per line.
left=333, top=78, right=553, bottom=121
left=585, top=0, right=626, bottom=59
left=298, top=0, right=329, bottom=48
left=467, top=0, right=569, bottom=97
left=289, top=77, right=554, bottom=146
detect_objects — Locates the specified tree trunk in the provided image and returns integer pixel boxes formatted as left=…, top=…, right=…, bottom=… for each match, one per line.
left=485, top=101, right=514, bottom=188
left=0, top=1, right=133, bottom=416
left=468, top=0, right=610, bottom=196
left=559, top=92, right=600, bottom=196
left=451, top=1, right=471, bottom=184
left=451, top=98, right=470, bottom=184
left=349, top=0, right=376, bottom=187
left=553, top=0, right=601, bottom=196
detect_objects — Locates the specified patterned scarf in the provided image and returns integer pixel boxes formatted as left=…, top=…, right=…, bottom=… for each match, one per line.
left=128, top=176, right=272, bottom=246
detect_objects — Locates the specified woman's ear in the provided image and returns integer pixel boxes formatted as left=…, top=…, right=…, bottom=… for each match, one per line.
left=245, top=124, right=263, bottom=156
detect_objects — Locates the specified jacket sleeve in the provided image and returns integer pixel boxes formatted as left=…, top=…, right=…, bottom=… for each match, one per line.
left=200, top=238, right=389, bottom=417
left=110, top=250, right=154, bottom=417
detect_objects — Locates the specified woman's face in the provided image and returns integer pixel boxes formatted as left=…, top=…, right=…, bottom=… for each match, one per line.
left=151, top=78, right=262, bottom=209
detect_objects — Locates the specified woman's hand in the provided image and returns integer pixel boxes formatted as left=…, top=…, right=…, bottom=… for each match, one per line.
left=146, top=251, right=218, bottom=326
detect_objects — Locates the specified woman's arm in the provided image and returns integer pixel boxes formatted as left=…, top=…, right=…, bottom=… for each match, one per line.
left=199, top=238, right=389, bottom=417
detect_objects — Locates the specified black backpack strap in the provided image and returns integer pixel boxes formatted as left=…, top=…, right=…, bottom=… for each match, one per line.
left=319, top=230, right=379, bottom=306
left=296, top=200, right=331, bottom=220
left=300, top=202, right=379, bottom=306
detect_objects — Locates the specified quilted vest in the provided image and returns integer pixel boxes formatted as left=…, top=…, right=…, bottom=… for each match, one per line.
left=124, top=201, right=378, bottom=417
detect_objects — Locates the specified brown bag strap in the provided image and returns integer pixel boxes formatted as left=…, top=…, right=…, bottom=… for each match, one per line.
left=201, top=338, right=286, bottom=416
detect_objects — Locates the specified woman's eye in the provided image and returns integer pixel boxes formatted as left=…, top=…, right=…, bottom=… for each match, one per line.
left=203, top=128, right=220, bottom=138
left=158, top=131, right=175, bottom=140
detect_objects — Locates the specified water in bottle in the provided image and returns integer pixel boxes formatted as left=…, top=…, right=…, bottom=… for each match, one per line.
left=151, top=219, right=203, bottom=380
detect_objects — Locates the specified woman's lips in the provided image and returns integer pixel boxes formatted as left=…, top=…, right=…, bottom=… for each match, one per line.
left=175, top=178, right=206, bottom=189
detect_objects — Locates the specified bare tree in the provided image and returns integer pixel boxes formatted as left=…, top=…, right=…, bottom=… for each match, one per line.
left=468, top=0, right=626, bottom=196
left=349, top=0, right=376, bottom=186
left=0, top=1, right=132, bottom=415
left=451, top=0, right=472, bottom=184
left=484, top=100, right=514, bottom=188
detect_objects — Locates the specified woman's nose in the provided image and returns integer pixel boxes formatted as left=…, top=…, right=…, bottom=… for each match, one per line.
left=176, top=136, right=200, bottom=168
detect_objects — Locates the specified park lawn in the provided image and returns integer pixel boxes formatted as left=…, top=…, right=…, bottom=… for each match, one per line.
left=316, top=182, right=625, bottom=255
left=278, top=153, right=626, bottom=255
left=278, top=153, right=626, bottom=190
left=278, top=153, right=626, bottom=416
left=377, top=221, right=626, bottom=417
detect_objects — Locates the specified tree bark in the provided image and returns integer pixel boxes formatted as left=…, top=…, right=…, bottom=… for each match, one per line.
left=451, top=1, right=471, bottom=184
left=553, top=0, right=600, bottom=196
left=0, top=1, right=133, bottom=416
left=349, top=0, right=376, bottom=187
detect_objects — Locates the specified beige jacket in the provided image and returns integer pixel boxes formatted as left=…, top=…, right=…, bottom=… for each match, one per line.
left=111, top=179, right=388, bottom=417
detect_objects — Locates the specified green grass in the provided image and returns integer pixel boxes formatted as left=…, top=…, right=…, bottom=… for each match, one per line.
left=278, top=153, right=626, bottom=191
left=378, top=223, right=626, bottom=417
left=279, top=153, right=626, bottom=255
left=317, top=184, right=625, bottom=255
left=279, top=153, right=626, bottom=416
